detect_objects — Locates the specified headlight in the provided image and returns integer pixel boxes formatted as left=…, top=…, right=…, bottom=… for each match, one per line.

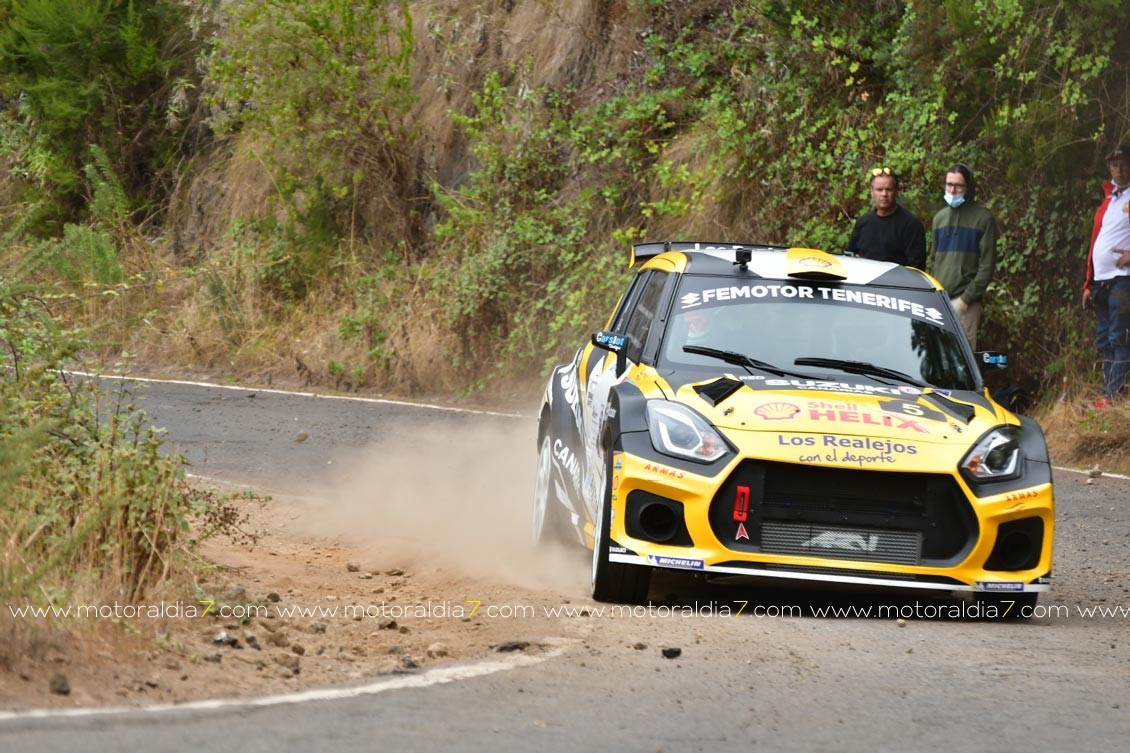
left=961, top=426, right=1023, bottom=481
left=646, top=401, right=730, bottom=463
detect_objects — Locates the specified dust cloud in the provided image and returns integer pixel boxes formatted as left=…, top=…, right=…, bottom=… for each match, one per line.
left=307, top=417, right=589, bottom=596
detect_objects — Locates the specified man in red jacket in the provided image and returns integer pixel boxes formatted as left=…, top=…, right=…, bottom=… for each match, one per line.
left=1084, top=144, right=1130, bottom=410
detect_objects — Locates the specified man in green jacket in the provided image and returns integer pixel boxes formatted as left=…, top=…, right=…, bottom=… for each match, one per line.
left=930, top=164, right=999, bottom=349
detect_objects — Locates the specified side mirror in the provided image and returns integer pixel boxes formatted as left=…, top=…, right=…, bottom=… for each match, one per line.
left=591, top=331, right=626, bottom=353
left=975, top=351, right=1008, bottom=371
left=592, top=331, right=629, bottom=377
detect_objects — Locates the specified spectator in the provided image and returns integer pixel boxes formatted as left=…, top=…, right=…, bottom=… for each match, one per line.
left=1083, top=144, right=1130, bottom=410
left=846, top=167, right=926, bottom=268
left=930, top=163, right=999, bottom=349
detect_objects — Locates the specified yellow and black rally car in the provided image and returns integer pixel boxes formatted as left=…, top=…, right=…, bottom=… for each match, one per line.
left=534, top=242, right=1054, bottom=611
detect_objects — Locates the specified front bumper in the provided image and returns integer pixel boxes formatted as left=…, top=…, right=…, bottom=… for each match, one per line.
left=607, top=443, right=1054, bottom=594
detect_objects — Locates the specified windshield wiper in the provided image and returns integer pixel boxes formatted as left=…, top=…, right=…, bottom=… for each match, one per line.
left=685, top=346, right=813, bottom=379
left=793, top=357, right=929, bottom=388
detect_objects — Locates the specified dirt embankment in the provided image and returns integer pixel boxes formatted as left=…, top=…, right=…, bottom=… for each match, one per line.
left=0, top=415, right=586, bottom=711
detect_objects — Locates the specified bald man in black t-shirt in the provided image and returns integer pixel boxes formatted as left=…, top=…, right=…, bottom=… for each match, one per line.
left=846, top=168, right=927, bottom=269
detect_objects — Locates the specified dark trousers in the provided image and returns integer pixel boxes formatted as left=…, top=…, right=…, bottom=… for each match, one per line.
left=1094, top=276, right=1130, bottom=398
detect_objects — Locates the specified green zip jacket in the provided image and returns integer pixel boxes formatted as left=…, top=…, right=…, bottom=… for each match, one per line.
left=930, top=202, right=999, bottom=305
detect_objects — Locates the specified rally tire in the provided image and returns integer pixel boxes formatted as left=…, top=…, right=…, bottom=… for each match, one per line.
left=591, top=451, right=651, bottom=604
left=533, top=435, right=571, bottom=546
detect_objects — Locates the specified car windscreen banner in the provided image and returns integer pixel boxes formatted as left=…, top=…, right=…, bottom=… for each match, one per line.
left=676, top=278, right=948, bottom=328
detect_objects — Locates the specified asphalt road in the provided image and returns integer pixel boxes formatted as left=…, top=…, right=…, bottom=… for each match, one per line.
left=2, top=376, right=1128, bottom=752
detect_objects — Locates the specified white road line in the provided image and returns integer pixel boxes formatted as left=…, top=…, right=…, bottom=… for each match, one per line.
left=184, top=472, right=330, bottom=504
left=184, top=472, right=260, bottom=490
left=0, top=644, right=567, bottom=722
left=67, top=370, right=528, bottom=419
left=1053, top=465, right=1130, bottom=481
left=72, top=372, right=1129, bottom=481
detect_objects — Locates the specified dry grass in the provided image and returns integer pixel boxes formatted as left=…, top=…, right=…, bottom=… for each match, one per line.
left=166, top=139, right=282, bottom=264
left=84, top=237, right=469, bottom=397
left=1039, top=397, right=1130, bottom=475
left=0, top=611, right=57, bottom=672
left=98, top=2, right=633, bottom=395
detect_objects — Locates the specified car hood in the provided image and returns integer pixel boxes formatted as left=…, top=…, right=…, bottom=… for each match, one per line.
left=674, top=375, right=1009, bottom=445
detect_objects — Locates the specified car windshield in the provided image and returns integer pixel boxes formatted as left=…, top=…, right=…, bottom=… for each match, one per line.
left=660, top=275, right=976, bottom=390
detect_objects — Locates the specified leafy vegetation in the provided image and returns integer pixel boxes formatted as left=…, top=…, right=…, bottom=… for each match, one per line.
left=1, top=0, right=1128, bottom=672
left=0, top=0, right=200, bottom=226
left=0, top=273, right=250, bottom=611
left=417, top=0, right=1129, bottom=398
left=206, top=0, right=417, bottom=252
left=0, top=0, right=1128, bottom=416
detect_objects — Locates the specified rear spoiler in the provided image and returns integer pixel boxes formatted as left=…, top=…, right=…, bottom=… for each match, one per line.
left=631, top=241, right=789, bottom=267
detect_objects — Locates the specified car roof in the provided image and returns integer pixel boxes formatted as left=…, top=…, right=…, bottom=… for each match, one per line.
left=634, top=241, right=939, bottom=291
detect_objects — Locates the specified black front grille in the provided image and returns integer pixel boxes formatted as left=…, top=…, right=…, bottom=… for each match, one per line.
left=708, top=460, right=977, bottom=566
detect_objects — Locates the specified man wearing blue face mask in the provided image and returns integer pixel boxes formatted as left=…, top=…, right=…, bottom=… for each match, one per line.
left=930, top=163, right=999, bottom=349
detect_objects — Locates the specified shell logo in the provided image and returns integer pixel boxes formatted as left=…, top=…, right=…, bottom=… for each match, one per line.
left=754, top=402, right=801, bottom=420
left=798, top=256, right=833, bottom=268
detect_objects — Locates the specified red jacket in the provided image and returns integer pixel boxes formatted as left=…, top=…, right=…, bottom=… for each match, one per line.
left=1085, top=180, right=1120, bottom=293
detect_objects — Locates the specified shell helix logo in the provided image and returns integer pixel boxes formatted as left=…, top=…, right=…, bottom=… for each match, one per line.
left=754, top=402, right=801, bottom=420
left=798, top=256, right=832, bottom=269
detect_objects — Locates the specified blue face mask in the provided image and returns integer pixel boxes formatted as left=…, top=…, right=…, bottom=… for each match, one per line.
left=944, top=192, right=966, bottom=208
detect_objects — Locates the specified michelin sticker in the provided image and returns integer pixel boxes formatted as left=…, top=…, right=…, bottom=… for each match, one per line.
left=975, top=581, right=1025, bottom=592
left=647, top=555, right=705, bottom=570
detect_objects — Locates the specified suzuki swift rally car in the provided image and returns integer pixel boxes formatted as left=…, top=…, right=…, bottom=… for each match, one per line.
left=533, top=242, right=1054, bottom=613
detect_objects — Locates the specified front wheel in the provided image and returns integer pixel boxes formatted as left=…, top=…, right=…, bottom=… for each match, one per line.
left=590, top=450, right=651, bottom=604
left=533, top=435, right=569, bottom=546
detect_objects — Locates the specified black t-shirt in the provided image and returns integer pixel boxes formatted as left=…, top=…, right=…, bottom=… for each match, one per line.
left=846, top=205, right=927, bottom=268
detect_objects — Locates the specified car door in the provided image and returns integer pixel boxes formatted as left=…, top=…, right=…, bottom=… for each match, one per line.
left=578, top=269, right=671, bottom=521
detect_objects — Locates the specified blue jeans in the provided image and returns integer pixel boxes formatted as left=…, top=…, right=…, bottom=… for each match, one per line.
left=1094, top=276, right=1130, bottom=398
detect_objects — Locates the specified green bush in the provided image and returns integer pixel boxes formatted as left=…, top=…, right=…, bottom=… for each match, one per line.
left=0, top=273, right=243, bottom=605
left=0, top=0, right=201, bottom=225
left=205, top=0, right=415, bottom=239
left=430, top=72, right=636, bottom=377
left=5, top=0, right=1130, bottom=402
left=428, top=0, right=1129, bottom=391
